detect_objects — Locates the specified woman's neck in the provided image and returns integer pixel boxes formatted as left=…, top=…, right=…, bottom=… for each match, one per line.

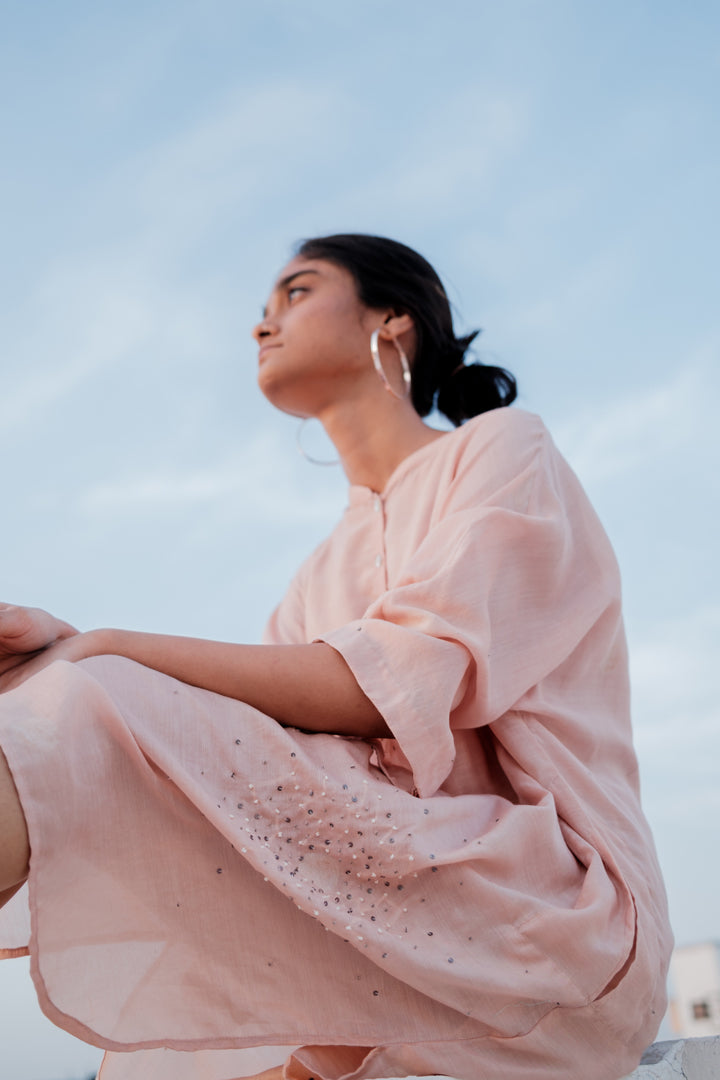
left=319, top=393, right=447, bottom=493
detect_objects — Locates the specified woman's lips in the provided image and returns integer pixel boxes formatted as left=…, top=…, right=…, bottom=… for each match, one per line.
left=258, top=343, right=282, bottom=364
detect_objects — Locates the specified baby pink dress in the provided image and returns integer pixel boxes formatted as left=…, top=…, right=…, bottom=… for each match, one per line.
left=0, top=408, right=672, bottom=1080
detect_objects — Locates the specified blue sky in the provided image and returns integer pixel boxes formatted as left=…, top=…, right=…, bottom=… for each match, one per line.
left=0, top=2, right=718, bottom=1076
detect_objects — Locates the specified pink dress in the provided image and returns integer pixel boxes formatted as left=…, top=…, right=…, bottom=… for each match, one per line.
left=0, top=408, right=672, bottom=1080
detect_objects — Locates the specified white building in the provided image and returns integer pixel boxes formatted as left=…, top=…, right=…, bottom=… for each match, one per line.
left=669, top=942, right=720, bottom=1038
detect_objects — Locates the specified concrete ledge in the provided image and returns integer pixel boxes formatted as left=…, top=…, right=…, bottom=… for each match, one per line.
left=366, top=1037, right=720, bottom=1080
left=622, top=1037, right=720, bottom=1078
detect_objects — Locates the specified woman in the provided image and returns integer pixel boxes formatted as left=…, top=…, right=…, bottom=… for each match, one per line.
left=0, top=235, right=671, bottom=1080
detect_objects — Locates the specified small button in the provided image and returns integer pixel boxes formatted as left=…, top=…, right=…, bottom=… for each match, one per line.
left=374, top=554, right=383, bottom=568
left=373, top=495, right=382, bottom=512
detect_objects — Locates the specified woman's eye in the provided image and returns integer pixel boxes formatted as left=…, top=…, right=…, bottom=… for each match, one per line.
left=287, top=286, right=307, bottom=302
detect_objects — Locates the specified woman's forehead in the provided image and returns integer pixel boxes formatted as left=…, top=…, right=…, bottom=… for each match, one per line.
left=271, top=255, right=341, bottom=290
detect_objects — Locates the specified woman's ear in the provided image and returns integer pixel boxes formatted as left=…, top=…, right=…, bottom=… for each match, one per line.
left=380, top=312, right=414, bottom=339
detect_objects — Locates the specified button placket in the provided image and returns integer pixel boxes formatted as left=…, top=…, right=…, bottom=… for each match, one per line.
left=372, top=493, right=388, bottom=586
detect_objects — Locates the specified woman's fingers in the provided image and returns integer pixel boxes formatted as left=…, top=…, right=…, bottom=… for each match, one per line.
left=0, top=605, right=78, bottom=657
left=0, top=606, right=35, bottom=655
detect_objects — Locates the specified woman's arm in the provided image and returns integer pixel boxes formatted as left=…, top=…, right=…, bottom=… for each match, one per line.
left=0, top=627, right=390, bottom=740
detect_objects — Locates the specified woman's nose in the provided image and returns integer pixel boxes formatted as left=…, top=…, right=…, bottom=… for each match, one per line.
left=252, top=316, right=276, bottom=343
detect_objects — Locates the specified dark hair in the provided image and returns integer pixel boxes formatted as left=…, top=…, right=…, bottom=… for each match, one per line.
left=296, top=233, right=517, bottom=426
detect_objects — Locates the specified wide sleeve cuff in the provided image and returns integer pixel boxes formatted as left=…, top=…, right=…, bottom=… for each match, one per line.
left=318, top=618, right=470, bottom=798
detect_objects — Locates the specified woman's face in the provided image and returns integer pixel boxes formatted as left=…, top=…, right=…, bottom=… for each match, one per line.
left=253, top=256, right=385, bottom=417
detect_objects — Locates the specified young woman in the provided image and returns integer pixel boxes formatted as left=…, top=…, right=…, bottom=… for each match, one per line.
left=0, top=235, right=672, bottom=1080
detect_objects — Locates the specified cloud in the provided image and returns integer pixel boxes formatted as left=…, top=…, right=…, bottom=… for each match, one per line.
left=512, top=243, right=638, bottom=334
left=75, top=427, right=344, bottom=524
left=628, top=601, right=720, bottom=830
left=629, top=604, right=720, bottom=880
left=0, top=77, right=356, bottom=434
left=629, top=603, right=720, bottom=745
left=0, top=276, right=151, bottom=430
left=123, top=80, right=351, bottom=242
left=552, top=343, right=718, bottom=486
left=0, top=256, right=227, bottom=435
left=314, top=87, right=528, bottom=227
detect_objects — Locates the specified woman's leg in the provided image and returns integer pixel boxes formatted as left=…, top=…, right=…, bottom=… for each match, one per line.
left=0, top=748, right=29, bottom=897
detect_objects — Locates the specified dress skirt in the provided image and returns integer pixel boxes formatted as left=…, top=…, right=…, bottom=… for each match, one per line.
left=0, top=655, right=666, bottom=1080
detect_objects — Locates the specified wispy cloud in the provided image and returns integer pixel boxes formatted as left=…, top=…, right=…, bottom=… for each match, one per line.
left=0, top=257, right=227, bottom=435
left=629, top=602, right=720, bottom=911
left=630, top=603, right=720, bottom=745
left=1, top=78, right=353, bottom=433
left=75, top=427, right=344, bottom=524
left=124, top=80, right=350, bottom=244
left=0, top=274, right=153, bottom=432
left=315, top=87, right=528, bottom=227
left=552, top=342, right=718, bottom=485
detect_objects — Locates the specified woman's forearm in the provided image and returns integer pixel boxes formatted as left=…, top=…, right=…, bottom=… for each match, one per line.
left=88, top=629, right=389, bottom=739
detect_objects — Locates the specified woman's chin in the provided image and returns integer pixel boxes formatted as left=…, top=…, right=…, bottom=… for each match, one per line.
left=257, top=375, right=313, bottom=418
left=257, top=366, right=332, bottom=418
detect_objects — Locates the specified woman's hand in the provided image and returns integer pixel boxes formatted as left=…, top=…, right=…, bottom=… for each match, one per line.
left=0, top=604, right=78, bottom=659
left=0, top=628, right=101, bottom=694
left=0, top=604, right=80, bottom=688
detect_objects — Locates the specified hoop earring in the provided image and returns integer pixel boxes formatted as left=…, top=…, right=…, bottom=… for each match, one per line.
left=370, top=328, right=411, bottom=400
left=296, top=418, right=340, bottom=467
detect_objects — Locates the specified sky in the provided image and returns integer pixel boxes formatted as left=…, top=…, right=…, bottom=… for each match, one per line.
left=0, top=1, right=718, bottom=1076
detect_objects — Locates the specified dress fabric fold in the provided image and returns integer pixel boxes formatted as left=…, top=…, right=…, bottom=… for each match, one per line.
left=0, top=408, right=672, bottom=1080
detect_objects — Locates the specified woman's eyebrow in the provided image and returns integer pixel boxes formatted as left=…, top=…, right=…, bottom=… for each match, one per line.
left=262, top=269, right=320, bottom=318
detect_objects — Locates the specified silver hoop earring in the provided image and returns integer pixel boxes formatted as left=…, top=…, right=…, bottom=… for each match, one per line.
left=296, top=418, right=340, bottom=467
left=370, top=328, right=411, bottom=399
